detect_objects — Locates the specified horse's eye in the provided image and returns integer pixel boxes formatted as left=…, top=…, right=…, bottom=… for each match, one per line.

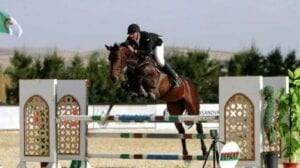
left=108, top=54, right=119, bottom=62
left=108, top=54, right=114, bottom=61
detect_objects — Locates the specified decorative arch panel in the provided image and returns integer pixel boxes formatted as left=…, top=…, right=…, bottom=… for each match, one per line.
left=24, top=95, right=50, bottom=156
left=57, top=95, right=80, bottom=155
left=224, top=93, right=255, bottom=160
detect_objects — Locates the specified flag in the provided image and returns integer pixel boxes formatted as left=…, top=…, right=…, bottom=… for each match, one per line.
left=0, top=10, right=22, bottom=37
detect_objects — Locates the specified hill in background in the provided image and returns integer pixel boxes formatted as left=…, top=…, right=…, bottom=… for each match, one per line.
left=0, top=47, right=234, bottom=69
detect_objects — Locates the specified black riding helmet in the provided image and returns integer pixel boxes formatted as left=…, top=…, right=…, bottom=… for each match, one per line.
left=127, top=24, right=140, bottom=34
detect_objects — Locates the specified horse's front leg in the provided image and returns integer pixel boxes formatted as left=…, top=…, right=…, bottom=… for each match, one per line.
left=137, top=78, right=149, bottom=97
left=175, top=122, right=188, bottom=155
left=138, top=77, right=157, bottom=100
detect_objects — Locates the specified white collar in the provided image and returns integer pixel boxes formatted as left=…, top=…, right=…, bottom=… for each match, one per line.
left=136, top=33, right=140, bottom=45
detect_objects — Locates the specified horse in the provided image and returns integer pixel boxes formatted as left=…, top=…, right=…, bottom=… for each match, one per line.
left=105, top=43, right=207, bottom=156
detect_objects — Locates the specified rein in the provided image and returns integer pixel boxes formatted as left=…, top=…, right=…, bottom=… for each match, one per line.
left=112, top=47, right=156, bottom=74
left=112, top=48, right=130, bottom=72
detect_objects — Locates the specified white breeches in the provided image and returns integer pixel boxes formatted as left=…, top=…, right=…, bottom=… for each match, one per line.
left=154, top=42, right=165, bottom=67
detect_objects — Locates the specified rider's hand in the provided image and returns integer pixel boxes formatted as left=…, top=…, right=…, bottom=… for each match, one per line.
left=128, top=45, right=135, bottom=53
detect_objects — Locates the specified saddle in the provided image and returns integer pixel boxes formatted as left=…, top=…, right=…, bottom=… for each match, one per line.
left=137, top=55, right=158, bottom=69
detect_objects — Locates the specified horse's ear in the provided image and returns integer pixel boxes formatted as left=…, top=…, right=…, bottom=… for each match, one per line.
left=113, top=43, right=119, bottom=49
left=105, top=44, right=111, bottom=51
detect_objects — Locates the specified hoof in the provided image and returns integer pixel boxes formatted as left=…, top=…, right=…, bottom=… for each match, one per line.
left=148, top=92, right=156, bottom=100
left=183, top=150, right=188, bottom=156
left=130, top=92, right=139, bottom=97
left=139, top=86, right=148, bottom=97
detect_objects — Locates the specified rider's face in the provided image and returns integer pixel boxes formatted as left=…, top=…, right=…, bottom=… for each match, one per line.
left=129, top=32, right=139, bottom=41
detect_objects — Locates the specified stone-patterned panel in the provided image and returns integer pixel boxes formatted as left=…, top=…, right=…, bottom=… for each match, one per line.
left=57, top=95, right=80, bottom=155
left=24, top=95, right=49, bottom=156
left=224, top=93, right=255, bottom=160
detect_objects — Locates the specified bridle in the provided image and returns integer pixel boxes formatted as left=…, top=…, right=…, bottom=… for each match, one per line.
left=111, top=47, right=133, bottom=73
left=111, top=54, right=124, bottom=73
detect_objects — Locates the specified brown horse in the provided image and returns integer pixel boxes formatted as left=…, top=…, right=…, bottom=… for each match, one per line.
left=105, top=43, right=207, bottom=156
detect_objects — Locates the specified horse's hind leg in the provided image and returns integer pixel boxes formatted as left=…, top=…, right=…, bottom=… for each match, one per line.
left=185, top=101, right=208, bottom=156
left=196, top=122, right=207, bottom=155
left=175, top=122, right=188, bottom=155
left=167, top=101, right=188, bottom=155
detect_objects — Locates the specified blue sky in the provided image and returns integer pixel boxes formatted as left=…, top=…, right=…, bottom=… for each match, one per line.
left=1, top=0, right=300, bottom=54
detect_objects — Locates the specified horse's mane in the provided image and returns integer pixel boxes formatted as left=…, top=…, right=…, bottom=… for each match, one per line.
left=120, top=42, right=128, bottom=48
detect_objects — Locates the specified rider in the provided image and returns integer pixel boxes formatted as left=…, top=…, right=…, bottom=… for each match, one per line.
left=124, top=23, right=181, bottom=89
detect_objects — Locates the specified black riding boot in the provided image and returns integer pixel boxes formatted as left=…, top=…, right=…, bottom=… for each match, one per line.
left=136, top=78, right=148, bottom=98
left=161, top=63, right=180, bottom=88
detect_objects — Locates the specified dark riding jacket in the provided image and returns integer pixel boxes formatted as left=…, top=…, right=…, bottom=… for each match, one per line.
left=124, top=31, right=163, bottom=56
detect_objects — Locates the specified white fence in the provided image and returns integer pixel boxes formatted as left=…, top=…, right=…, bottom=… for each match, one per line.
left=0, top=106, right=19, bottom=130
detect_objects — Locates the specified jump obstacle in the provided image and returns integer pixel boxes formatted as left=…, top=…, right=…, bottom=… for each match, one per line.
left=87, top=132, right=208, bottom=139
left=57, top=114, right=218, bottom=123
left=57, top=114, right=215, bottom=163
left=19, top=80, right=218, bottom=168
left=86, top=153, right=211, bottom=160
left=19, top=77, right=289, bottom=167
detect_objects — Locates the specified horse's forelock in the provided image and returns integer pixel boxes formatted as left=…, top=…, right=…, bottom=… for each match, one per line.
left=110, top=43, right=127, bottom=53
left=111, top=43, right=119, bottom=51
